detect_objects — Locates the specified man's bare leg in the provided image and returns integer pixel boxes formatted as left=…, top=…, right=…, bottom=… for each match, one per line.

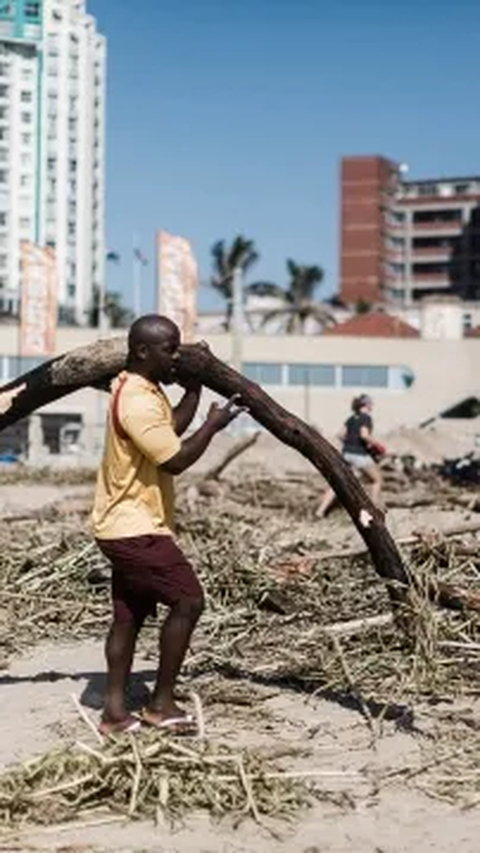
left=316, top=486, right=337, bottom=519
left=102, top=618, right=142, bottom=726
left=364, top=464, right=383, bottom=510
left=145, top=596, right=204, bottom=723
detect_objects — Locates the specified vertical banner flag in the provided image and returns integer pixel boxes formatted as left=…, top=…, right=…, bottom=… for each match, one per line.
left=157, top=231, right=198, bottom=343
left=20, top=242, right=58, bottom=357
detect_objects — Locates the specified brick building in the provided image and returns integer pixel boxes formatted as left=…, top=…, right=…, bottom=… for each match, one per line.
left=340, top=155, right=480, bottom=306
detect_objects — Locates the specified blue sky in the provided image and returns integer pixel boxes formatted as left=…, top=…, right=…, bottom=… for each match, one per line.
left=90, top=0, right=480, bottom=313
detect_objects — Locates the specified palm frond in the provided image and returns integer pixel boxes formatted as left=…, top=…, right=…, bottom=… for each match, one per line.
left=246, top=281, right=286, bottom=299
left=286, top=260, right=325, bottom=304
left=258, top=307, right=290, bottom=328
left=229, top=236, right=259, bottom=272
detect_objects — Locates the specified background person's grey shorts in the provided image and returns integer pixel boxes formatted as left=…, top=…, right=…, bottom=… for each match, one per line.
left=343, top=452, right=373, bottom=471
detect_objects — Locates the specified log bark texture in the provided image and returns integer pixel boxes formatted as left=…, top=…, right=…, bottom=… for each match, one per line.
left=0, top=337, right=409, bottom=604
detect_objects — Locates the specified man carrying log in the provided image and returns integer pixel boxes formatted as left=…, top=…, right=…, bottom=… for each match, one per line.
left=92, top=314, right=244, bottom=734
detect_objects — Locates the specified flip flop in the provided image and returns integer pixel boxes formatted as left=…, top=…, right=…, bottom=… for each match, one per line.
left=141, top=710, right=197, bottom=734
left=98, top=715, right=142, bottom=736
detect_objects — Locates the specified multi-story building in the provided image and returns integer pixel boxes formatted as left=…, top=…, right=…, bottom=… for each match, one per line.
left=340, top=155, right=480, bottom=306
left=0, top=0, right=105, bottom=324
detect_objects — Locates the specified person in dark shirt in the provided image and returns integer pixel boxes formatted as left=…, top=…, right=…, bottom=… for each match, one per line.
left=316, top=394, right=383, bottom=518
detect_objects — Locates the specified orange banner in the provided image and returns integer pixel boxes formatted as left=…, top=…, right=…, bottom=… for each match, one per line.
left=157, top=231, right=198, bottom=343
left=20, top=242, right=58, bottom=357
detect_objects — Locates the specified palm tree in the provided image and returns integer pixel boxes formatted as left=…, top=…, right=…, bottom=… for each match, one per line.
left=247, top=259, right=335, bottom=333
left=87, top=285, right=134, bottom=329
left=210, top=236, right=259, bottom=330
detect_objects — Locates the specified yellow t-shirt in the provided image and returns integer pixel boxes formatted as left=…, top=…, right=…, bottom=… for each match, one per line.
left=92, top=371, right=181, bottom=540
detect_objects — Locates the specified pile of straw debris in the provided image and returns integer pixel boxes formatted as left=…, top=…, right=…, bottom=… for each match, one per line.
left=1, top=470, right=480, bottom=818
left=0, top=729, right=313, bottom=828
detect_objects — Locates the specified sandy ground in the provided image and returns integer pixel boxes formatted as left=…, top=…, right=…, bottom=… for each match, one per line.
left=1, top=476, right=480, bottom=851
left=0, top=483, right=93, bottom=517
left=1, top=638, right=480, bottom=853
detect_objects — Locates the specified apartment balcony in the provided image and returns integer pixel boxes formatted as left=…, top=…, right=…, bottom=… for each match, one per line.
left=411, top=220, right=463, bottom=235
left=385, top=245, right=405, bottom=258
left=411, top=272, right=451, bottom=286
left=399, top=192, right=480, bottom=206
left=411, top=246, right=453, bottom=260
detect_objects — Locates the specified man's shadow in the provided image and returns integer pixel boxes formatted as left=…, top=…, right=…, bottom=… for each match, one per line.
left=0, top=667, right=157, bottom=712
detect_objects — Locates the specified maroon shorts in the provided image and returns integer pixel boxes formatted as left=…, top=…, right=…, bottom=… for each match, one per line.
left=96, top=535, right=203, bottom=624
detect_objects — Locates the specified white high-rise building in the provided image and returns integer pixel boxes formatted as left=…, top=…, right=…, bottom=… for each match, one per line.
left=0, top=0, right=105, bottom=324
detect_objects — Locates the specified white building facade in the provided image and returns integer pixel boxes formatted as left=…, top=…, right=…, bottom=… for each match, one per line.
left=0, top=0, right=105, bottom=323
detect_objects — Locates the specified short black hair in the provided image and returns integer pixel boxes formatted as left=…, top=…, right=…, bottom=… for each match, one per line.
left=127, top=314, right=179, bottom=357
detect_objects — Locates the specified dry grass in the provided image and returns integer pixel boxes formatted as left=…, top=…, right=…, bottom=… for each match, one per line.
left=0, top=471, right=480, bottom=819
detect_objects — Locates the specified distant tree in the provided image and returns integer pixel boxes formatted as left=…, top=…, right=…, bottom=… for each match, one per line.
left=210, top=236, right=259, bottom=330
left=247, top=259, right=335, bottom=333
left=88, top=285, right=134, bottom=329
left=355, top=298, right=372, bottom=315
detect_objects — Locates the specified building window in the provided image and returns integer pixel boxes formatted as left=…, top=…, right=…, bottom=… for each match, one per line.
left=20, top=152, right=31, bottom=166
left=0, top=170, right=6, bottom=184
left=0, top=212, right=6, bottom=227
left=21, top=112, right=32, bottom=124
left=389, top=366, right=416, bottom=390
left=25, top=2, right=41, bottom=17
left=341, top=365, right=389, bottom=388
left=243, top=362, right=283, bottom=385
left=414, top=209, right=462, bottom=224
left=20, top=216, right=31, bottom=230
left=417, top=183, right=438, bottom=197
left=20, top=175, right=31, bottom=187
left=288, top=364, right=336, bottom=387
left=67, top=284, right=76, bottom=298
left=21, top=67, right=33, bottom=81
left=0, top=108, right=7, bottom=120
left=412, top=262, right=449, bottom=276
left=21, top=91, right=32, bottom=103
left=7, top=356, right=44, bottom=379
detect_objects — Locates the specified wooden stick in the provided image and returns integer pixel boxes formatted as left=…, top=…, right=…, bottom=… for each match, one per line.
left=71, top=693, right=104, bottom=745
left=202, top=431, right=261, bottom=481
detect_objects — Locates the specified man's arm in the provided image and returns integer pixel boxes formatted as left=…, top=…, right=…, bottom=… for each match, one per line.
left=173, top=385, right=201, bottom=436
left=172, top=341, right=209, bottom=436
left=162, top=396, right=244, bottom=476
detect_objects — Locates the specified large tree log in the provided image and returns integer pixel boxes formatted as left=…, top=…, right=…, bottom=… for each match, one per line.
left=3, top=340, right=480, bottom=614
left=6, top=343, right=480, bottom=617
left=0, top=337, right=409, bottom=605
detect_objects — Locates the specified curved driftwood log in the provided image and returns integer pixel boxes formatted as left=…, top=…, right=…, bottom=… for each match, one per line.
left=3, top=338, right=480, bottom=613
left=0, top=337, right=409, bottom=605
